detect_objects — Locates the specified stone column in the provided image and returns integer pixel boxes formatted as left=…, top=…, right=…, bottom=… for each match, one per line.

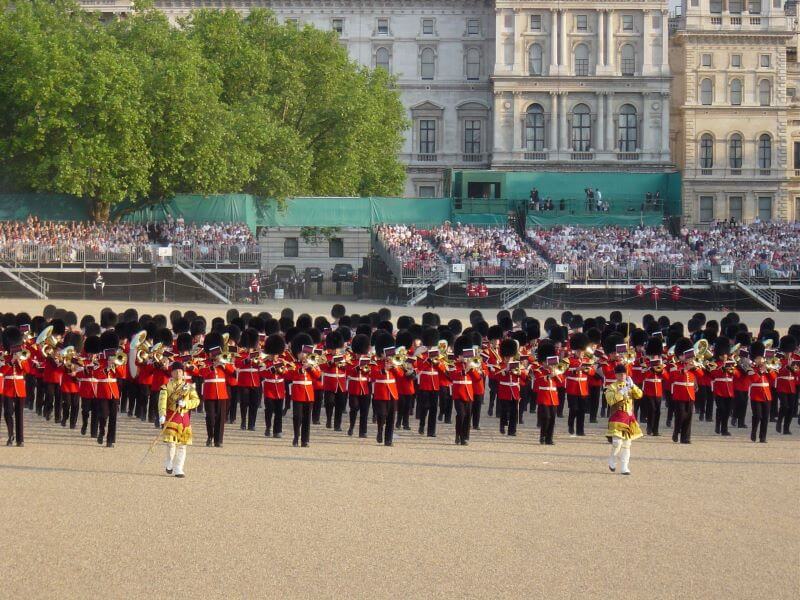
left=596, top=92, right=605, bottom=151
left=492, top=92, right=504, bottom=152
left=597, top=10, right=605, bottom=68
left=512, top=93, right=522, bottom=152
left=661, top=92, right=670, bottom=154
left=559, top=92, right=569, bottom=151
left=560, top=9, right=569, bottom=73
left=642, top=10, right=653, bottom=74
left=605, top=93, right=615, bottom=151
left=550, top=9, right=559, bottom=71
left=641, top=93, right=651, bottom=154
left=661, top=10, right=669, bottom=74
left=607, top=10, right=615, bottom=71
left=549, top=91, right=558, bottom=153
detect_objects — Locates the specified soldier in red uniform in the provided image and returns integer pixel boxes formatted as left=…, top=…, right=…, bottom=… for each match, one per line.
left=668, top=338, right=703, bottom=444
left=586, top=328, right=604, bottom=423
left=321, top=331, right=348, bottom=431
left=744, top=341, right=777, bottom=443
left=484, top=325, right=503, bottom=417
left=94, top=330, right=126, bottom=448
left=346, top=334, right=372, bottom=437
left=775, top=335, right=798, bottom=435
left=368, top=332, right=404, bottom=446
left=198, top=332, right=235, bottom=448
left=147, top=329, right=173, bottom=429
left=42, top=319, right=66, bottom=422
left=731, top=332, right=752, bottom=429
left=641, top=337, right=667, bottom=436
left=58, top=332, right=82, bottom=429
left=2, top=327, right=30, bottom=446
left=565, top=332, right=594, bottom=437
left=394, top=330, right=417, bottom=431
left=449, top=336, right=485, bottom=446
left=78, top=335, right=99, bottom=436
left=236, top=328, right=262, bottom=431
left=490, top=338, right=526, bottom=437
left=415, top=327, right=442, bottom=437
left=708, top=338, right=735, bottom=436
left=261, top=334, right=288, bottom=438
left=285, top=333, right=320, bottom=447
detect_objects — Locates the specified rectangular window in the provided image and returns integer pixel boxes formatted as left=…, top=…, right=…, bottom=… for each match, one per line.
left=530, top=14, right=541, bottom=31
left=467, top=19, right=480, bottom=35
left=504, top=14, right=513, bottom=29
left=419, top=120, right=436, bottom=154
left=332, top=18, right=343, bottom=34
left=758, top=196, right=772, bottom=221
left=653, top=15, right=662, bottom=30
left=731, top=55, right=741, bottom=68
left=464, top=120, right=481, bottom=154
left=329, top=238, right=344, bottom=258
left=760, top=54, right=770, bottom=67
left=729, top=0, right=743, bottom=14
left=701, top=54, right=712, bottom=67
left=576, top=15, right=588, bottom=31
left=422, top=19, right=434, bottom=35
left=788, top=87, right=797, bottom=98
left=794, top=141, right=800, bottom=169
left=286, top=17, right=299, bottom=26
left=418, top=185, right=436, bottom=198
left=729, top=196, right=743, bottom=222
left=576, top=58, right=590, bottom=76
left=622, top=15, right=634, bottom=31
left=699, top=197, right=714, bottom=223
left=710, top=0, right=723, bottom=13
left=283, top=238, right=299, bottom=258
left=377, top=18, right=389, bottom=35
left=748, top=0, right=762, bottom=13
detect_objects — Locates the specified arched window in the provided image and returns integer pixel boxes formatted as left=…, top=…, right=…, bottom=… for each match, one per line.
left=421, top=48, right=435, bottom=80
left=758, top=134, right=772, bottom=169
left=528, top=44, right=543, bottom=75
left=571, top=103, right=591, bottom=151
left=466, top=48, right=480, bottom=80
left=574, top=43, right=589, bottom=76
left=621, top=44, right=635, bottom=76
left=729, top=134, right=743, bottom=169
left=700, top=134, right=714, bottom=169
left=618, top=104, right=638, bottom=152
left=759, top=80, right=771, bottom=106
left=525, top=104, right=545, bottom=151
left=700, top=79, right=713, bottom=105
left=376, top=47, right=390, bottom=72
left=730, top=79, right=742, bottom=106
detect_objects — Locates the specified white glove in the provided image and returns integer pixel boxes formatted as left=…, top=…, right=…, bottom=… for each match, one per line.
left=159, top=416, right=166, bottom=426
left=177, top=399, right=186, bottom=408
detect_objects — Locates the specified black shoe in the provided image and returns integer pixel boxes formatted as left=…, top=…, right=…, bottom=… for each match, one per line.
left=6, top=437, right=12, bottom=446
left=455, top=437, right=461, bottom=445
left=418, top=427, right=424, bottom=435
left=240, top=424, right=246, bottom=430
left=265, top=429, right=270, bottom=437
left=385, top=441, right=393, bottom=447
left=508, top=432, right=517, bottom=437
left=487, top=409, right=493, bottom=416
left=722, top=431, right=732, bottom=436
left=97, top=435, right=104, bottom=445
left=61, top=420, right=67, bottom=428
left=175, top=473, right=185, bottom=478
left=545, top=440, right=554, bottom=445
left=776, top=423, right=781, bottom=433
left=403, top=426, right=411, bottom=431
left=751, top=433, right=756, bottom=442
left=427, top=433, right=437, bottom=438
left=666, top=420, right=672, bottom=428
left=474, top=426, right=480, bottom=431
left=166, top=468, right=173, bottom=475
left=680, top=440, right=691, bottom=444
left=292, top=438, right=299, bottom=447
left=461, top=439, right=469, bottom=446
left=326, top=420, right=332, bottom=429
left=16, top=441, right=23, bottom=447
left=539, top=437, right=545, bottom=445
left=81, top=424, right=87, bottom=436
left=334, top=427, right=342, bottom=432
left=301, top=441, right=309, bottom=447
left=273, top=432, right=282, bottom=439
left=247, top=426, right=255, bottom=431
left=312, top=419, right=320, bottom=425
left=500, top=427, right=506, bottom=435
left=347, top=427, right=354, bottom=436
left=672, top=434, right=678, bottom=443
left=759, top=439, right=767, bottom=443
left=377, top=433, right=383, bottom=444
left=358, top=433, right=367, bottom=438
left=715, top=425, right=721, bottom=434
left=214, top=443, right=222, bottom=448
left=783, top=429, right=791, bottom=435
left=206, top=438, right=212, bottom=447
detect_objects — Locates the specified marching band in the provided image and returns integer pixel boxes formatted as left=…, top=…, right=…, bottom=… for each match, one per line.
left=2, top=304, right=799, bottom=477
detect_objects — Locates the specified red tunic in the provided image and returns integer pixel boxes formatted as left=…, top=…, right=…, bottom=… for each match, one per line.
left=775, top=365, right=797, bottom=395
left=345, top=361, right=371, bottom=396
left=1, top=356, right=31, bottom=398
left=369, top=363, right=404, bottom=401
left=533, top=370, right=563, bottom=406
left=235, top=354, right=261, bottom=388
left=199, top=364, right=235, bottom=400
left=320, top=352, right=347, bottom=393
left=709, top=367, right=735, bottom=398
left=285, top=364, right=320, bottom=402
left=565, top=356, right=594, bottom=397
left=415, top=353, right=441, bottom=392
left=447, top=362, right=483, bottom=401
left=746, top=369, right=776, bottom=402
left=260, top=359, right=288, bottom=400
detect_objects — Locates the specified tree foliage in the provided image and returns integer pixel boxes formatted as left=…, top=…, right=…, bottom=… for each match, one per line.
left=0, top=1, right=407, bottom=220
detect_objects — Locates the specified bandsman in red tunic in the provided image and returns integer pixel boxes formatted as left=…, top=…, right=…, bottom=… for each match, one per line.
left=260, top=334, right=288, bottom=438
left=490, top=338, right=527, bottom=437
left=368, top=332, right=404, bottom=446
left=394, top=330, right=417, bottom=432
left=743, top=341, right=777, bottom=443
left=565, top=332, right=594, bottom=437
left=641, top=337, right=667, bottom=436
left=414, top=327, right=443, bottom=437
left=198, top=332, right=235, bottom=448
left=667, top=338, right=704, bottom=444
left=236, top=328, right=262, bottom=431
left=93, top=330, right=127, bottom=448
left=2, top=327, right=31, bottom=446
left=78, top=335, right=100, bottom=436
left=775, top=335, right=798, bottom=435
left=533, top=341, right=564, bottom=445
left=58, top=332, right=82, bottom=429
left=707, top=337, right=735, bottom=436
left=345, top=334, right=372, bottom=437
left=321, top=331, right=348, bottom=432
left=448, top=336, right=484, bottom=446
left=285, top=333, right=320, bottom=447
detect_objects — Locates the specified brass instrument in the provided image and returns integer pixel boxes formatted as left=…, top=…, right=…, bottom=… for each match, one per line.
left=550, top=357, right=570, bottom=377
left=129, top=330, right=148, bottom=378
left=14, top=348, right=31, bottom=363
left=111, top=350, right=128, bottom=367
left=619, top=347, right=637, bottom=366
left=764, top=355, right=781, bottom=372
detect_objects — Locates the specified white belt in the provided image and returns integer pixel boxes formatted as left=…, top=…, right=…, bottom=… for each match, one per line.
left=499, top=381, right=519, bottom=387
left=418, top=371, right=438, bottom=376
left=204, top=379, right=226, bottom=383
left=777, top=376, right=795, bottom=381
left=347, top=377, right=367, bottom=383
left=237, top=368, right=258, bottom=373
left=374, top=379, right=396, bottom=384
left=672, top=382, right=694, bottom=387
left=538, top=386, right=557, bottom=391
left=263, top=378, right=283, bottom=384
left=5, top=375, right=24, bottom=381
left=290, top=380, right=313, bottom=386
left=750, top=383, right=769, bottom=389
left=451, top=379, right=472, bottom=385
left=712, top=378, right=732, bottom=384
left=322, top=373, right=345, bottom=378
left=95, top=378, right=115, bottom=383
left=644, top=378, right=662, bottom=384
left=566, top=377, right=586, bottom=382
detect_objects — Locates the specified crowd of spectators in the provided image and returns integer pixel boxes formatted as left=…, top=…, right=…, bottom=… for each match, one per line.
left=431, top=223, right=548, bottom=273
left=375, top=224, right=440, bottom=271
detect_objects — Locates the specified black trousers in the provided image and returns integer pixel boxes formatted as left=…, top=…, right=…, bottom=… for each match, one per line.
left=312, top=389, right=323, bottom=424
left=672, top=402, right=693, bottom=443
left=751, top=401, right=770, bottom=442
left=148, top=390, right=159, bottom=426
left=204, top=400, right=228, bottom=446
left=239, top=387, right=262, bottom=430
left=292, top=401, right=312, bottom=445
left=566, top=394, right=588, bottom=435
left=777, top=392, right=796, bottom=433
left=35, top=378, right=45, bottom=415
left=96, top=398, right=118, bottom=445
left=733, top=391, right=748, bottom=427
left=396, top=394, right=414, bottom=429
left=643, top=395, right=662, bottom=435
left=3, top=397, right=24, bottom=443
left=44, top=382, right=60, bottom=421
left=701, top=386, right=713, bottom=421
left=556, top=388, right=565, bottom=418
left=417, top=389, right=438, bottom=436
left=324, top=390, right=347, bottom=430
left=438, top=387, right=452, bottom=423
left=538, top=404, right=556, bottom=443
left=264, top=398, right=284, bottom=436
left=487, top=380, right=498, bottom=416
left=665, top=392, right=674, bottom=425
left=454, top=399, right=472, bottom=443
left=61, top=392, right=80, bottom=428
left=81, top=397, right=94, bottom=434
left=471, top=394, right=483, bottom=429
left=119, top=380, right=131, bottom=415
left=588, top=386, right=601, bottom=422
left=134, top=383, right=148, bottom=420
left=714, top=395, right=731, bottom=434
left=228, top=387, right=240, bottom=424
left=373, top=399, right=396, bottom=445
left=25, top=375, right=36, bottom=410
left=519, top=387, right=530, bottom=423
left=499, top=399, right=518, bottom=435
left=349, top=394, right=371, bottom=436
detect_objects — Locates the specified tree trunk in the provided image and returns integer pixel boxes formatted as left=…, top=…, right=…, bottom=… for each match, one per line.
left=91, top=199, right=110, bottom=222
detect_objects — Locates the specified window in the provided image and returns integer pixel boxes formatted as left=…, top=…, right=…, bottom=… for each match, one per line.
left=464, top=120, right=481, bottom=154
left=759, top=80, right=771, bottom=106
left=758, top=196, right=772, bottom=221
left=729, top=196, right=743, bottom=222
left=710, top=0, right=723, bottom=13
left=504, top=14, right=513, bottom=28
left=466, top=48, right=480, bottom=80
left=528, top=44, right=543, bottom=75
left=576, top=15, right=588, bottom=31
left=788, top=87, right=796, bottom=98
left=525, top=104, right=545, bottom=151
left=729, top=134, right=743, bottom=169
left=422, top=19, right=434, bottom=35
left=467, top=19, right=480, bottom=35
left=377, top=18, right=389, bottom=35
left=376, top=47, right=390, bottom=72
left=758, top=134, right=772, bottom=169
left=283, top=238, right=299, bottom=258
left=731, top=54, right=741, bottom=68
left=504, top=38, right=514, bottom=65
left=618, top=104, right=638, bottom=152
left=622, top=15, right=634, bottom=31
left=730, top=79, right=742, bottom=106
left=701, top=54, right=712, bottom=67
left=760, top=54, right=770, bottom=67
left=286, top=17, right=299, bottom=26
left=773, top=0, right=781, bottom=8
left=700, top=78, right=713, bottom=105
left=621, top=44, right=635, bottom=76
left=418, top=185, right=436, bottom=198
left=700, top=134, right=714, bottom=169
left=571, top=104, right=591, bottom=151
left=749, top=0, right=762, bottom=14
left=729, top=0, right=743, bottom=14
left=332, top=18, right=343, bottom=34
left=419, top=119, right=436, bottom=154
left=420, top=48, right=435, bottom=79
left=653, top=15, right=662, bottom=30
left=329, top=238, right=344, bottom=258
left=795, top=141, right=800, bottom=169
left=575, top=43, right=589, bottom=76
left=530, top=14, right=541, bottom=31
left=699, top=196, right=714, bottom=223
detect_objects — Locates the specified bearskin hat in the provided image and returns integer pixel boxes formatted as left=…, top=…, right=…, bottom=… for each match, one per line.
left=609, top=310, right=623, bottom=324
left=372, top=331, right=394, bottom=357
left=278, top=317, right=293, bottom=333
left=673, top=337, right=693, bottom=357
left=154, top=327, right=173, bottom=347
left=264, top=318, right=280, bottom=336
left=448, top=319, right=462, bottom=336
left=85, top=322, right=101, bottom=338
left=338, top=326, right=352, bottom=344
left=452, top=335, right=471, bottom=357
left=378, top=320, right=393, bottom=334
left=779, top=335, right=797, bottom=355
left=325, top=330, right=344, bottom=351
left=645, top=337, right=664, bottom=357
left=395, top=330, right=413, bottom=350
left=511, top=308, right=527, bottom=324
left=3, top=326, right=22, bottom=349
left=470, top=330, right=483, bottom=348
left=281, top=307, right=294, bottom=321
left=422, top=327, right=440, bottom=348
left=525, top=319, right=541, bottom=341
left=189, top=319, right=206, bottom=338
left=240, top=328, right=258, bottom=350
left=750, top=341, right=766, bottom=359
left=355, top=324, right=372, bottom=338
left=175, top=333, right=192, bottom=353
left=499, top=338, right=518, bottom=359
left=173, top=317, right=190, bottom=335
left=587, top=327, right=602, bottom=346
left=631, top=328, right=648, bottom=348
left=713, top=336, right=731, bottom=358
left=536, top=340, right=556, bottom=363
left=469, top=310, right=483, bottom=326
left=761, top=330, right=779, bottom=348
left=511, top=330, right=527, bottom=347
left=548, top=326, right=566, bottom=344
left=788, top=324, right=800, bottom=341
left=100, top=310, right=117, bottom=329
left=83, top=335, right=101, bottom=354
left=290, top=332, right=313, bottom=357
left=203, top=332, right=223, bottom=353
left=560, top=310, right=573, bottom=326
left=331, top=304, right=346, bottom=320
left=79, top=315, right=95, bottom=330
left=569, top=314, right=584, bottom=330
left=225, top=324, right=242, bottom=345
left=348, top=333, right=368, bottom=355
left=50, top=319, right=66, bottom=337
left=169, top=310, right=182, bottom=328
left=569, top=332, right=589, bottom=352
left=498, top=315, right=513, bottom=333
left=602, top=333, right=624, bottom=355
left=397, top=315, right=414, bottom=331
left=487, top=325, right=504, bottom=341
left=734, top=331, right=752, bottom=347
left=313, top=316, right=330, bottom=332
left=100, top=330, right=119, bottom=352
left=308, top=328, right=322, bottom=345
left=265, top=334, right=286, bottom=356
left=692, top=312, right=707, bottom=326
left=475, top=321, right=489, bottom=338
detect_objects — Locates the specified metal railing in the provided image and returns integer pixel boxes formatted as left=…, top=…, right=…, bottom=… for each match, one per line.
left=563, top=263, right=711, bottom=285
left=466, top=265, right=550, bottom=285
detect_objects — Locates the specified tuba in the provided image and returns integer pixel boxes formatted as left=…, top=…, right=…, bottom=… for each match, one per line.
left=129, top=330, right=148, bottom=378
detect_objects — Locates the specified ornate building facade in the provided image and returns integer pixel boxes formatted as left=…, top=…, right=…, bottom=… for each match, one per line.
left=670, top=0, right=793, bottom=223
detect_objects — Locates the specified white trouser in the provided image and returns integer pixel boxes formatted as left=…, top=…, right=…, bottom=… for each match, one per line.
left=165, top=442, right=187, bottom=475
left=609, top=438, right=632, bottom=473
